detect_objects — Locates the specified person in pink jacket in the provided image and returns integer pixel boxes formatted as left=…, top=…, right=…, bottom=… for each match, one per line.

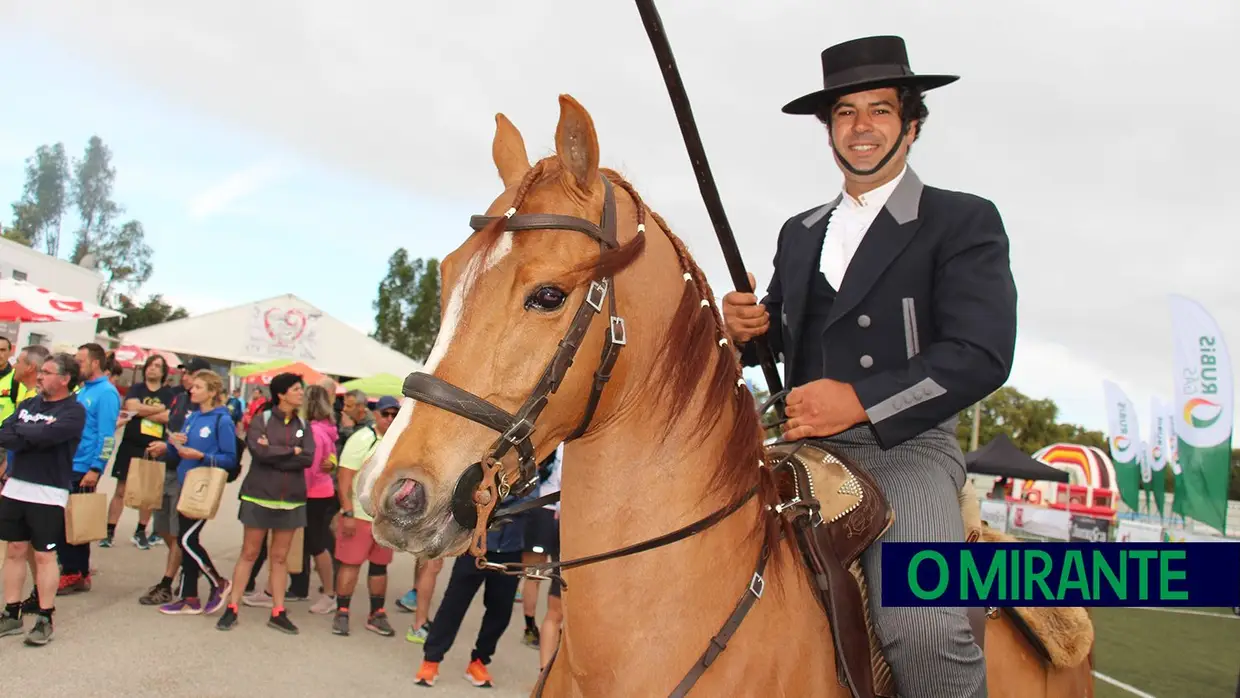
left=292, top=384, right=340, bottom=615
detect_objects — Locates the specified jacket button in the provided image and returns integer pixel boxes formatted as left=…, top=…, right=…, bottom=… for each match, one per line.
left=857, top=314, right=871, bottom=328
left=859, top=355, right=873, bottom=368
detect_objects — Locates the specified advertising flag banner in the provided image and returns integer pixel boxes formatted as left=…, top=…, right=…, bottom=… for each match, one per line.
left=1168, top=295, right=1233, bottom=533
left=1103, top=380, right=1143, bottom=512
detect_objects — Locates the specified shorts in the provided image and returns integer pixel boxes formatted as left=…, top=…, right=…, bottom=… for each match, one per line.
left=334, top=519, right=394, bottom=567
left=238, top=500, right=307, bottom=530
left=111, top=444, right=148, bottom=481
left=153, top=488, right=179, bottom=539
left=523, top=507, right=560, bottom=556
left=0, top=495, right=65, bottom=553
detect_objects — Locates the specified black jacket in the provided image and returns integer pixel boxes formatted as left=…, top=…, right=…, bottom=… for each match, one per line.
left=239, top=407, right=315, bottom=505
left=741, top=167, right=1017, bottom=449
left=0, top=395, right=87, bottom=491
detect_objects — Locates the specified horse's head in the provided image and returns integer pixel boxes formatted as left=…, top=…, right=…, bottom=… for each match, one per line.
left=357, top=94, right=648, bottom=557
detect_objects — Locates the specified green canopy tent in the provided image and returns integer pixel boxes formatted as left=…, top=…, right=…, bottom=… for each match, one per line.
left=340, top=372, right=405, bottom=400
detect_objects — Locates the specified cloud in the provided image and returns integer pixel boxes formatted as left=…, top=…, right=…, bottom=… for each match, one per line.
left=188, top=160, right=286, bottom=220
left=10, top=0, right=1239, bottom=433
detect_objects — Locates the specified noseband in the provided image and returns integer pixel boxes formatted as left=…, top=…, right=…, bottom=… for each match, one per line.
left=401, top=174, right=628, bottom=558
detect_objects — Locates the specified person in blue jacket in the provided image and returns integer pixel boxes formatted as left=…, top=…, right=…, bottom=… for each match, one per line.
left=157, top=369, right=238, bottom=617
left=57, top=343, right=122, bottom=594
left=415, top=488, right=538, bottom=688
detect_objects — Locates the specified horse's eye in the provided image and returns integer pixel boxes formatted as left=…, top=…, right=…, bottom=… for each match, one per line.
left=525, top=286, right=567, bottom=312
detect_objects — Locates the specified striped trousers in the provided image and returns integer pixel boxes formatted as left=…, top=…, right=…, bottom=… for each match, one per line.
left=817, top=420, right=988, bottom=698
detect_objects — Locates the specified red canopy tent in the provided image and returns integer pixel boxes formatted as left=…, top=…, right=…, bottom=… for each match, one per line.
left=242, top=361, right=329, bottom=388
left=113, top=344, right=183, bottom=370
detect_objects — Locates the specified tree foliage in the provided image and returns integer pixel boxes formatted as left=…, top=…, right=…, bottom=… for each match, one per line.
left=97, top=293, right=189, bottom=335
left=7, top=143, right=70, bottom=254
left=955, top=386, right=1107, bottom=454
left=372, top=249, right=441, bottom=362
left=4, top=136, right=155, bottom=307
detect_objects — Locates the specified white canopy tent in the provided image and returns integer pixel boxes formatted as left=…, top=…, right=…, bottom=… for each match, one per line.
left=118, top=293, right=422, bottom=380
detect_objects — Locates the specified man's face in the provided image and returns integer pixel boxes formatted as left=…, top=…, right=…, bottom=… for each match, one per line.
left=827, top=87, right=915, bottom=181
left=37, top=360, right=69, bottom=397
left=181, top=371, right=194, bottom=389
left=373, top=406, right=399, bottom=436
left=15, top=350, right=36, bottom=382
left=0, top=339, right=11, bottom=368
left=75, top=348, right=97, bottom=378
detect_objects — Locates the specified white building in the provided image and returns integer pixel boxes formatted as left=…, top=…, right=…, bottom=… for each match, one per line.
left=118, top=292, right=423, bottom=381
left=0, top=237, right=108, bottom=351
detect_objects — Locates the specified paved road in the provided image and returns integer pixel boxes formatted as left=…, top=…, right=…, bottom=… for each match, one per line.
left=1, top=478, right=545, bottom=697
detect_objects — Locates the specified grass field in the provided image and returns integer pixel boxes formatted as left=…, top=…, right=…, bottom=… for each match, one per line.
left=1091, top=607, right=1239, bottom=697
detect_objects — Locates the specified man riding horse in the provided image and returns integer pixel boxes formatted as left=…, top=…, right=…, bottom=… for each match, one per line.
left=723, top=35, right=1018, bottom=698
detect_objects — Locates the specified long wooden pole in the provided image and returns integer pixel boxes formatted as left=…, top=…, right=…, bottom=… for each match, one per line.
left=633, top=0, right=786, bottom=412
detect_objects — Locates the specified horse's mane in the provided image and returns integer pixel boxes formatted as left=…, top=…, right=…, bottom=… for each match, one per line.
left=477, top=157, right=785, bottom=570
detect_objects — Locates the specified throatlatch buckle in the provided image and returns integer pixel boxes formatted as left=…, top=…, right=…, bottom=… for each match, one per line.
left=586, top=280, right=608, bottom=312
left=749, top=572, right=765, bottom=599
left=609, top=316, right=627, bottom=345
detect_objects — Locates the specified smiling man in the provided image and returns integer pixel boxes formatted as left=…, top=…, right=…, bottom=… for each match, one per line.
left=722, top=35, right=1017, bottom=698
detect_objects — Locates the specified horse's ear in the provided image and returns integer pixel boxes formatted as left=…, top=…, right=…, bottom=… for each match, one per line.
left=554, top=94, right=599, bottom=194
left=493, top=113, right=530, bottom=189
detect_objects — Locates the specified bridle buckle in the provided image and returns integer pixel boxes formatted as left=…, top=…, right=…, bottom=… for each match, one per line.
left=586, top=279, right=608, bottom=312
left=610, top=316, right=628, bottom=346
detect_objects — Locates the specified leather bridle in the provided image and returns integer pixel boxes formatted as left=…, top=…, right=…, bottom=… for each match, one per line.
left=397, top=170, right=806, bottom=697
left=400, top=174, right=629, bottom=559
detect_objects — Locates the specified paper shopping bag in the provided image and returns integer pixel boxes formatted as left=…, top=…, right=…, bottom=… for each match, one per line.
left=65, top=492, right=108, bottom=545
left=268, top=527, right=305, bottom=574
left=176, top=467, right=228, bottom=520
left=123, top=458, right=167, bottom=510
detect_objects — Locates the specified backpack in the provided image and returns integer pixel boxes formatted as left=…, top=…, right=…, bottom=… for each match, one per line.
left=204, top=411, right=246, bottom=483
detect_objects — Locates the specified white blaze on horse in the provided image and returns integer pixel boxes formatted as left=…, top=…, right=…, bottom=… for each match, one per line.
left=356, top=95, right=1096, bottom=698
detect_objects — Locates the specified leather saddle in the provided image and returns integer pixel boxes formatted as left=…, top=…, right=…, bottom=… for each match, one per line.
left=767, top=440, right=992, bottom=698
left=767, top=440, right=893, bottom=698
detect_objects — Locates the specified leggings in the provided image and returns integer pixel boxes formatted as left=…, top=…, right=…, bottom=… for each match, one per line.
left=289, top=496, right=339, bottom=597
left=177, top=513, right=224, bottom=600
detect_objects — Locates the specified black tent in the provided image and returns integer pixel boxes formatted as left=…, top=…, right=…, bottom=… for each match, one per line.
left=965, top=433, right=1071, bottom=483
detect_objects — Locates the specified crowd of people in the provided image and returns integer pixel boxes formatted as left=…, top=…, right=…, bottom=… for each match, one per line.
left=0, top=336, right=563, bottom=689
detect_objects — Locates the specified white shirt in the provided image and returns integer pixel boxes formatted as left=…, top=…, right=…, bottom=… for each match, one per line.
left=538, top=443, right=563, bottom=513
left=819, top=165, right=907, bottom=289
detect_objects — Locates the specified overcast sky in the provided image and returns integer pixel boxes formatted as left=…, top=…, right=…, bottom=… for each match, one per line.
left=1, top=0, right=1237, bottom=439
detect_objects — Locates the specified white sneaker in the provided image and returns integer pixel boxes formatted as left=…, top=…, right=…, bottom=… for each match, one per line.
left=242, top=590, right=273, bottom=608
left=309, top=595, right=337, bottom=615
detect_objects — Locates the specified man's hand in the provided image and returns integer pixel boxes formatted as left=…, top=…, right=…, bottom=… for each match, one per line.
left=257, top=435, right=269, bottom=447
left=781, top=379, right=868, bottom=442
left=721, top=272, right=770, bottom=344
left=293, top=446, right=302, bottom=456
left=146, top=441, right=168, bottom=458
left=80, top=470, right=100, bottom=489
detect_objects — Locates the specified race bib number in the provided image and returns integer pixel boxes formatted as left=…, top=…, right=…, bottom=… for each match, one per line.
left=140, top=419, right=165, bottom=438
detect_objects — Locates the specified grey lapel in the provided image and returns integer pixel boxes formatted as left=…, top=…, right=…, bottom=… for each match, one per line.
left=782, top=195, right=840, bottom=354
left=823, top=167, right=925, bottom=331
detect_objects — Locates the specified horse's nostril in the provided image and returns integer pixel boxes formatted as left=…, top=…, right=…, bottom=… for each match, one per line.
left=390, top=478, right=427, bottom=517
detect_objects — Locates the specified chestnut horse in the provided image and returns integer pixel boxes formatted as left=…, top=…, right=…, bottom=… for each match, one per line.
left=357, top=94, right=1095, bottom=697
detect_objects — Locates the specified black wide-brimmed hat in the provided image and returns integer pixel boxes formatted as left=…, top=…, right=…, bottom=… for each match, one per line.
left=782, top=35, right=958, bottom=115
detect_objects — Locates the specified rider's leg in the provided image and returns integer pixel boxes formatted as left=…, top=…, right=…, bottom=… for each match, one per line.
left=851, top=427, right=988, bottom=698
